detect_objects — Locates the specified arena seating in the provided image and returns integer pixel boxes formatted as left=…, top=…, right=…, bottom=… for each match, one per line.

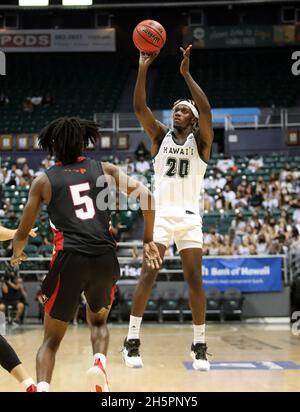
left=0, top=53, right=130, bottom=133
left=150, top=48, right=300, bottom=109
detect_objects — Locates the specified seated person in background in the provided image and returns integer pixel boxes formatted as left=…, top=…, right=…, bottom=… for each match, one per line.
left=23, top=97, right=34, bottom=112
left=0, top=267, right=25, bottom=325
left=134, top=141, right=150, bottom=160
left=135, top=156, right=150, bottom=174
left=4, top=163, right=21, bottom=186
left=31, top=94, right=43, bottom=107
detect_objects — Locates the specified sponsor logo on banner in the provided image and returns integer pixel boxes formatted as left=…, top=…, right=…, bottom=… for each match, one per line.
left=0, top=29, right=116, bottom=52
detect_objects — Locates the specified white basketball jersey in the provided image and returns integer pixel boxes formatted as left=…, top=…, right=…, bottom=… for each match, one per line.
left=153, top=130, right=207, bottom=217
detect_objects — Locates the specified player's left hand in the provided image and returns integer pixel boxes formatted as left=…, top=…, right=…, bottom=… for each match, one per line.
left=144, top=241, right=162, bottom=270
left=180, top=44, right=192, bottom=76
left=10, top=252, right=28, bottom=267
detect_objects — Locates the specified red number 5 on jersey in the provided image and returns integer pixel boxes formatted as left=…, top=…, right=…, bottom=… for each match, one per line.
left=69, top=183, right=95, bottom=220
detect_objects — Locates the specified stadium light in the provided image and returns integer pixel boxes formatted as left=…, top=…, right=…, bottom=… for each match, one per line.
left=19, top=0, right=49, bottom=5
left=63, top=0, right=93, bottom=5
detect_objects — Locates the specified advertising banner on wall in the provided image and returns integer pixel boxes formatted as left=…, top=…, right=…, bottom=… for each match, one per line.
left=201, top=256, right=283, bottom=292
left=0, top=29, right=116, bottom=52
left=183, top=25, right=300, bottom=49
left=119, top=256, right=283, bottom=293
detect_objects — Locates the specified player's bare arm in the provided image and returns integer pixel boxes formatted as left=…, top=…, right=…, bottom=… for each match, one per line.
left=134, top=51, right=167, bottom=155
left=0, top=225, right=37, bottom=242
left=102, top=162, right=162, bottom=269
left=180, top=45, right=214, bottom=162
left=11, top=174, right=49, bottom=266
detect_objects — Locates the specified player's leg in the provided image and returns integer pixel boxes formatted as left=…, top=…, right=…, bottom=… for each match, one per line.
left=36, top=313, right=69, bottom=391
left=86, top=305, right=111, bottom=392
left=179, top=247, right=210, bottom=371
left=84, top=251, right=120, bottom=392
left=122, top=242, right=166, bottom=368
left=36, top=251, right=85, bottom=391
left=0, top=334, right=36, bottom=391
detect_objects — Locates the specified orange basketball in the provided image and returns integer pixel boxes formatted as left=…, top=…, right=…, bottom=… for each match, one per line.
left=133, top=20, right=166, bottom=54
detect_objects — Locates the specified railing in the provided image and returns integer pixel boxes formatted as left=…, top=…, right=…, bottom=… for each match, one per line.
left=0, top=251, right=289, bottom=287
left=94, top=108, right=300, bottom=133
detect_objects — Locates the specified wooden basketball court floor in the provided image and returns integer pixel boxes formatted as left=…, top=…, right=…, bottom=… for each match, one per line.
left=0, top=322, right=300, bottom=392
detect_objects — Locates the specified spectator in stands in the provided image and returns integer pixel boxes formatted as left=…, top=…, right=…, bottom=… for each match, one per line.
left=263, top=187, right=279, bottom=209
left=0, top=269, right=25, bottom=325
left=219, top=235, right=235, bottom=255
left=19, top=163, right=34, bottom=187
left=248, top=155, right=263, bottom=172
left=251, top=188, right=264, bottom=208
left=280, top=164, right=292, bottom=182
left=231, top=213, right=247, bottom=238
left=256, top=234, right=269, bottom=255
left=237, top=237, right=252, bottom=255
left=121, top=158, right=135, bottom=174
left=135, top=156, right=150, bottom=174
left=134, top=141, right=150, bottom=160
left=208, top=240, right=220, bottom=256
left=31, top=94, right=43, bottom=107
left=203, top=192, right=214, bottom=211
left=23, top=97, right=34, bottom=113
left=223, top=184, right=236, bottom=209
left=216, top=156, right=234, bottom=174
left=215, top=172, right=226, bottom=190
left=232, top=188, right=248, bottom=209
left=4, top=163, right=20, bottom=186
left=41, top=155, right=55, bottom=169
left=0, top=92, right=9, bottom=106
left=289, top=227, right=300, bottom=254
left=293, top=200, right=300, bottom=233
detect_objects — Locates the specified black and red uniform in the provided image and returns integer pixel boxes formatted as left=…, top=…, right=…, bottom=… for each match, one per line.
left=42, top=156, right=120, bottom=322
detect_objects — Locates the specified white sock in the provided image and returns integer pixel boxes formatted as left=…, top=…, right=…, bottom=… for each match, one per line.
left=94, top=353, right=106, bottom=368
left=193, top=324, right=206, bottom=345
left=21, top=378, right=35, bottom=390
left=127, top=315, right=142, bottom=340
left=37, top=381, right=50, bottom=392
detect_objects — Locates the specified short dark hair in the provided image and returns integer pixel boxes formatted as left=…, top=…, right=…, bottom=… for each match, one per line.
left=38, top=117, right=101, bottom=165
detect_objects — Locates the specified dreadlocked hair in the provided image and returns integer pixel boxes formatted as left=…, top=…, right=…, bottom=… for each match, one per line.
left=38, top=117, right=101, bottom=165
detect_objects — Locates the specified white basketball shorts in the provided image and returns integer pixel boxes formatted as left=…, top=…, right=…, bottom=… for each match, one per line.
left=153, top=215, right=203, bottom=252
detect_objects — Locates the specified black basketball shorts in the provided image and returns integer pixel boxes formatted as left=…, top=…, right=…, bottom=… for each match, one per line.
left=42, top=249, right=120, bottom=322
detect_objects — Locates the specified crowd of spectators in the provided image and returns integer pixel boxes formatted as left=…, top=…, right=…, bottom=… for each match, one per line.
left=0, top=152, right=300, bottom=258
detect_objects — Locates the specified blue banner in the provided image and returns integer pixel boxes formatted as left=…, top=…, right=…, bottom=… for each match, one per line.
left=202, top=257, right=282, bottom=292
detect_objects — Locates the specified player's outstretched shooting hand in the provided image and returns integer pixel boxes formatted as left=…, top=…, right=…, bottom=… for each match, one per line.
left=139, top=51, right=160, bottom=68
left=180, top=44, right=192, bottom=76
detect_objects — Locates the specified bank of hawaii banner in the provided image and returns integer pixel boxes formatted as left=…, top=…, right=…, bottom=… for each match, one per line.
left=202, top=257, right=282, bottom=292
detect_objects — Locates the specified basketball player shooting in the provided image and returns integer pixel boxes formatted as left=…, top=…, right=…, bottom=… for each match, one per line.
left=10, top=117, right=161, bottom=392
left=123, top=45, right=214, bottom=370
left=0, top=224, right=37, bottom=392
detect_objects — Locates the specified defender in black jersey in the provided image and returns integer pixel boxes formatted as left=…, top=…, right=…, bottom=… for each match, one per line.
left=0, top=224, right=37, bottom=392
left=11, top=117, right=161, bottom=392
